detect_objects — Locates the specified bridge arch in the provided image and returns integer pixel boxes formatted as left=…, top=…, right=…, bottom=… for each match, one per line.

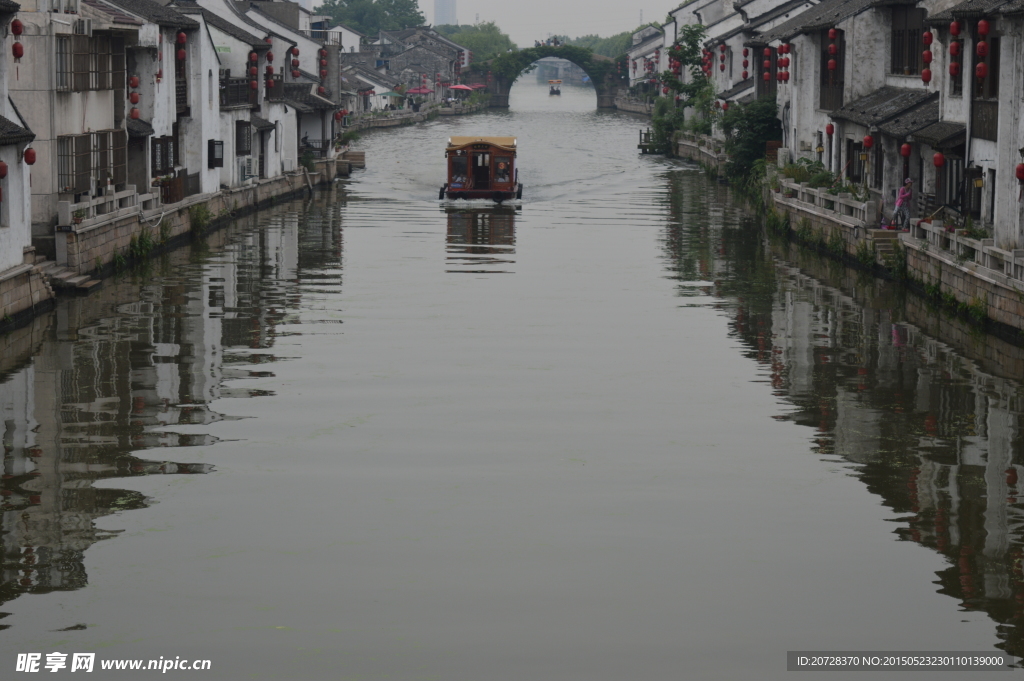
left=476, top=46, right=621, bottom=109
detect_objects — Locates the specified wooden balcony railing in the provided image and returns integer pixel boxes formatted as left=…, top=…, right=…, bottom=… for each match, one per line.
left=220, top=78, right=258, bottom=108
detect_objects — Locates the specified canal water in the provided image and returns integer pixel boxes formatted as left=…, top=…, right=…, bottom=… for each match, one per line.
left=2, top=83, right=1023, bottom=679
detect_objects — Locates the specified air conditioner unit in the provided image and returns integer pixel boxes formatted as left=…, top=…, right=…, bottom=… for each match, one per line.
left=74, top=18, right=92, bottom=36
left=243, top=156, right=256, bottom=179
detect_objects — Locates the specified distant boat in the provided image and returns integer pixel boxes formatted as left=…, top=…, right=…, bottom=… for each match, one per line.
left=440, top=136, right=523, bottom=202
left=548, top=79, right=561, bottom=95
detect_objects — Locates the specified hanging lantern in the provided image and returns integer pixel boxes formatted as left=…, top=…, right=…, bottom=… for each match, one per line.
left=319, top=48, right=327, bottom=58
left=320, top=59, right=327, bottom=68
left=976, top=62, right=988, bottom=79
left=266, top=51, right=274, bottom=62
left=156, top=69, right=163, bottom=82
left=722, top=102, right=729, bottom=111
left=780, top=57, right=789, bottom=68
left=742, top=48, right=749, bottom=57
left=1016, top=163, right=1024, bottom=182
left=265, top=36, right=272, bottom=44
left=949, top=41, right=960, bottom=57
left=950, top=21, right=961, bottom=36
left=249, top=51, right=258, bottom=62
left=921, top=68, right=932, bottom=83
left=249, top=66, right=258, bottom=76
left=266, top=78, right=274, bottom=88
left=318, top=86, right=326, bottom=95
left=292, top=58, right=299, bottom=68
left=719, top=44, right=726, bottom=52
left=320, top=69, right=328, bottom=79
left=719, top=53, right=725, bottom=62
left=334, top=111, right=343, bottom=122
left=23, top=148, right=35, bottom=165
left=10, top=18, right=22, bottom=35
left=130, top=108, right=140, bottom=119
left=783, top=71, right=790, bottom=81
left=0, top=161, right=8, bottom=178
left=922, top=31, right=933, bottom=45
left=900, top=143, right=911, bottom=157
left=862, top=135, right=873, bottom=149
left=291, top=47, right=300, bottom=56
left=129, top=75, right=140, bottom=88
left=828, top=43, right=837, bottom=56
left=292, top=69, right=300, bottom=78
left=250, top=79, right=258, bottom=90
left=828, top=28, right=838, bottom=40
left=976, top=40, right=988, bottom=58
left=742, top=59, right=748, bottom=68
left=825, top=123, right=834, bottom=136
left=176, top=48, right=185, bottom=61
left=720, top=63, right=725, bottom=71
left=922, top=50, right=932, bottom=64
left=176, top=31, right=187, bottom=45
left=828, top=58, right=837, bottom=71
left=268, top=65, right=277, bottom=76
left=763, top=59, right=771, bottom=69
left=763, top=71, right=770, bottom=81
left=12, top=42, right=23, bottom=60
left=742, top=70, right=748, bottom=79
left=933, top=152, right=945, bottom=167
left=977, top=19, right=990, bottom=37
left=129, top=92, right=140, bottom=104
left=662, top=86, right=669, bottom=94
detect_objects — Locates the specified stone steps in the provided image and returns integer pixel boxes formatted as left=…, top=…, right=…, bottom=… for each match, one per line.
left=35, top=259, right=102, bottom=293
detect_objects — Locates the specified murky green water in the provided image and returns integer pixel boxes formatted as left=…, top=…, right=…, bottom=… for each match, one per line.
left=2, top=84, right=1023, bottom=679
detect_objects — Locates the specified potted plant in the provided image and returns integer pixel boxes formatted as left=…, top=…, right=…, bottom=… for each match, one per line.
left=72, top=208, right=86, bottom=224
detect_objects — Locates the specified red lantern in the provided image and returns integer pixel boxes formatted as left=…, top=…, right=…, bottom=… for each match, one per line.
left=249, top=66, right=258, bottom=76
left=0, top=161, right=8, bottom=178
left=291, top=47, right=300, bottom=56
left=742, top=70, right=748, bottom=79
left=292, top=59, right=299, bottom=68
left=266, top=51, right=274, bottom=62
left=720, top=63, right=725, bottom=71
left=862, top=135, right=873, bottom=149
left=662, top=86, right=669, bottom=94
left=335, top=111, right=343, bottom=122
left=249, top=51, right=258, bottom=62
left=949, top=62, right=960, bottom=76
left=129, top=92, right=140, bottom=104
left=250, top=79, right=258, bottom=90
left=10, top=18, right=22, bottom=35
left=318, top=86, right=326, bottom=95
left=130, top=108, right=140, bottom=119
left=828, top=58, right=837, bottom=71
left=719, top=44, right=726, bottom=52
left=176, top=48, right=185, bottom=61
left=933, top=152, right=945, bottom=167
left=719, top=53, right=725, bottom=62
left=176, top=31, right=187, bottom=45
left=129, top=75, right=140, bottom=88
left=825, top=123, right=834, bottom=136
left=23, top=148, right=35, bottom=165
left=976, top=40, right=988, bottom=58
left=12, top=42, right=23, bottom=60
left=783, top=71, right=790, bottom=81
left=266, top=65, right=274, bottom=75
left=922, top=50, right=932, bottom=64
left=742, top=59, right=748, bottom=68
left=949, top=41, right=960, bottom=57
left=265, top=36, right=273, bottom=44
left=266, top=78, right=274, bottom=88
left=742, top=48, right=748, bottom=57
left=763, top=71, right=770, bottom=81
left=763, top=60, right=771, bottom=69
left=319, top=48, right=327, bottom=58
left=782, top=44, right=791, bottom=54
left=950, top=21, right=961, bottom=36
left=292, top=70, right=300, bottom=78
left=828, top=28, right=838, bottom=40
left=320, top=59, right=327, bottom=68
left=976, top=62, right=988, bottom=79
left=1016, top=163, right=1024, bottom=182
left=763, top=47, right=771, bottom=57
left=921, top=68, right=931, bottom=83
left=900, top=143, right=911, bottom=157
left=722, top=102, right=729, bottom=111
left=977, top=19, right=990, bottom=37
left=922, top=31, right=933, bottom=45
left=828, top=43, right=837, bottom=56
left=780, top=57, right=789, bottom=68
left=320, top=69, right=328, bottom=78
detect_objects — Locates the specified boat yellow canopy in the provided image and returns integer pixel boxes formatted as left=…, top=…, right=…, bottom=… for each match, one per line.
left=447, top=136, right=517, bottom=153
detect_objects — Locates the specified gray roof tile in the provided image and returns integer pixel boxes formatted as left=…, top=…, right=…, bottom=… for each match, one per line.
left=829, top=86, right=937, bottom=128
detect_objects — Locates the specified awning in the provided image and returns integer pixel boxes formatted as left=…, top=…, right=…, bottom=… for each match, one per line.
left=250, top=115, right=275, bottom=132
left=909, top=121, right=967, bottom=149
left=282, top=98, right=313, bottom=114
left=0, top=113, right=34, bottom=145
left=876, top=99, right=939, bottom=139
left=126, top=117, right=154, bottom=138
left=718, top=78, right=754, bottom=102
left=829, top=86, right=937, bottom=129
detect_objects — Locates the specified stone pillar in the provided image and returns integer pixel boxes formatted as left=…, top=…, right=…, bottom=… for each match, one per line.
left=596, top=93, right=616, bottom=108
left=490, top=94, right=510, bottom=108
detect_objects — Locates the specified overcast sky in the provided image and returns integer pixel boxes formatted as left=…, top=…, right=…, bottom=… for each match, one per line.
left=422, top=0, right=682, bottom=45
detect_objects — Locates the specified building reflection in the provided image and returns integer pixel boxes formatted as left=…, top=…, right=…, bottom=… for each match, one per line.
left=445, top=207, right=517, bottom=274
left=661, top=178, right=1024, bottom=656
left=0, top=197, right=342, bottom=615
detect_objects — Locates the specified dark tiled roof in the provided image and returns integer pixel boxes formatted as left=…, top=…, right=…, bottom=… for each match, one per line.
left=829, top=86, right=937, bottom=128
left=877, top=98, right=939, bottom=138
left=927, top=0, right=1011, bottom=23
left=281, top=97, right=312, bottom=113
left=719, top=78, right=754, bottom=100
left=103, top=0, right=198, bottom=28
left=628, top=34, right=663, bottom=54
left=282, top=83, right=334, bottom=109
left=127, top=117, right=155, bottom=137
left=910, top=120, right=967, bottom=148
left=749, top=0, right=876, bottom=45
left=0, top=113, right=33, bottom=146
left=83, top=0, right=142, bottom=25
left=717, top=0, right=813, bottom=43
left=250, top=114, right=275, bottom=131
left=0, top=0, right=19, bottom=14
left=1001, top=0, right=1024, bottom=14
left=177, top=6, right=268, bottom=47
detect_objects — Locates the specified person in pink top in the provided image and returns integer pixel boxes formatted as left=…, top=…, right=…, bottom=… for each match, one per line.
left=894, top=177, right=913, bottom=229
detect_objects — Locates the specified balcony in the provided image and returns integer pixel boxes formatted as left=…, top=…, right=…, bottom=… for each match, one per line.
left=220, top=78, right=258, bottom=109
left=298, top=29, right=341, bottom=46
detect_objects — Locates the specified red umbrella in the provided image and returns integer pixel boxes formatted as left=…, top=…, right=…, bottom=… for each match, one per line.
left=449, top=84, right=473, bottom=91
left=469, top=84, right=486, bottom=89
left=406, top=86, right=433, bottom=94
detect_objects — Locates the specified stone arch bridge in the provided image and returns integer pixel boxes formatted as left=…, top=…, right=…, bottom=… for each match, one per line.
left=474, top=46, right=622, bottom=109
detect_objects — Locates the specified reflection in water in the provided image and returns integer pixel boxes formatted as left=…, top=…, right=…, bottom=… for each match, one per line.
left=660, top=172, right=1024, bottom=657
left=445, top=206, right=517, bottom=273
left=0, top=198, right=343, bottom=618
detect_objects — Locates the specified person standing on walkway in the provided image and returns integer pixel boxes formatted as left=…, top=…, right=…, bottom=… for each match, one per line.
left=894, top=177, right=913, bottom=229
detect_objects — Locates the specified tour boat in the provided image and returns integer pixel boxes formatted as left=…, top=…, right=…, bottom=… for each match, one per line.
left=440, top=136, right=523, bottom=202
left=549, top=79, right=561, bottom=95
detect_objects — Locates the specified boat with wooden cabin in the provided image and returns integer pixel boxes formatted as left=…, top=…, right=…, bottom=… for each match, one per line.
left=440, top=136, right=523, bottom=202
left=549, top=79, right=561, bottom=95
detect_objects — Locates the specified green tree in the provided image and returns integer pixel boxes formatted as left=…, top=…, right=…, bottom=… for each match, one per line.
left=564, top=24, right=659, bottom=58
left=314, top=0, right=425, bottom=37
left=651, top=23, right=708, bottom=150
left=721, top=95, right=783, bottom=180
left=434, top=21, right=516, bottom=61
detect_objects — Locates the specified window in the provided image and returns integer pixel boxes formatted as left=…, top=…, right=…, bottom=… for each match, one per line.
left=819, top=29, right=844, bottom=110
left=871, top=143, right=883, bottom=189
left=58, top=131, right=126, bottom=195
left=56, top=36, right=71, bottom=91
left=236, top=121, right=251, bottom=156
left=973, top=34, right=999, bottom=99
left=891, top=7, right=926, bottom=75
left=846, top=140, right=863, bottom=183
left=151, top=133, right=178, bottom=177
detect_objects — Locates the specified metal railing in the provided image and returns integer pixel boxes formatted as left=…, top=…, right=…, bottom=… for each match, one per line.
left=220, top=78, right=258, bottom=108
left=298, top=29, right=342, bottom=46
left=300, top=139, right=330, bottom=158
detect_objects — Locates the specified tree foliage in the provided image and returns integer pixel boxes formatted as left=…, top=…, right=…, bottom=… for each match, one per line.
left=721, top=95, right=783, bottom=179
left=314, top=0, right=424, bottom=37
left=651, top=23, right=709, bottom=150
left=562, top=24, right=661, bottom=59
left=434, top=22, right=516, bottom=61
left=482, top=45, right=615, bottom=84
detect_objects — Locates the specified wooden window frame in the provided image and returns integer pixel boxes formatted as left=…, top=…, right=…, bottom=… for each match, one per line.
left=56, top=36, right=71, bottom=92
left=890, top=7, right=925, bottom=75
left=236, top=121, right=251, bottom=156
